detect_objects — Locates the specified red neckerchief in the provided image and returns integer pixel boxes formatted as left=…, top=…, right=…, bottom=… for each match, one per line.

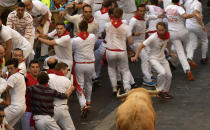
left=46, top=69, right=64, bottom=76
left=157, top=31, right=170, bottom=40
left=78, top=32, right=89, bottom=40
left=134, top=13, right=145, bottom=21
left=7, top=69, right=21, bottom=79
left=112, top=18, right=123, bottom=28
left=54, top=30, right=69, bottom=38
left=55, top=4, right=60, bottom=9
left=46, top=69, right=57, bottom=74
left=83, top=16, right=94, bottom=23
left=100, top=8, right=109, bottom=14
left=176, top=3, right=180, bottom=6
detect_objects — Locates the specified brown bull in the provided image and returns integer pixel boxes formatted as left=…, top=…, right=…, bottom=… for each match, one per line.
left=116, top=88, right=156, bottom=130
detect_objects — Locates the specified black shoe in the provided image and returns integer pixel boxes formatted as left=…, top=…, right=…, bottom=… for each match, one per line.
left=131, top=83, right=138, bottom=89
left=201, top=57, right=208, bottom=64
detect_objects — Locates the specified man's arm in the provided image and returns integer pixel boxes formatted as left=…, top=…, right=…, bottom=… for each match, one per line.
left=194, top=10, right=207, bottom=32
left=5, top=39, right=12, bottom=62
left=181, top=13, right=194, bottom=19
left=131, top=43, right=145, bottom=62
left=127, top=35, right=134, bottom=45
left=37, top=37, right=56, bottom=46
left=6, top=14, right=13, bottom=29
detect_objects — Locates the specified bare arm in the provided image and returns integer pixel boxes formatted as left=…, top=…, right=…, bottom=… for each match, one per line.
left=1, top=89, right=10, bottom=106
left=194, top=10, right=207, bottom=32
left=167, top=42, right=177, bottom=57
left=131, top=43, right=145, bottom=62
left=5, top=39, right=12, bottom=62
left=37, top=37, right=56, bottom=46
left=181, top=13, right=194, bottom=19
left=127, top=35, right=134, bottom=45
left=66, top=85, right=75, bottom=98
left=40, top=12, right=49, bottom=26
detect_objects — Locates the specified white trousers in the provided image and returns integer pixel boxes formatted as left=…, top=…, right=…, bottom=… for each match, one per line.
left=186, top=24, right=208, bottom=59
left=41, top=21, right=50, bottom=56
left=75, top=63, right=94, bottom=108
left=130, top=42, right=152, bottom=82
left=170, top=29, right=190, bottom=73
left=54, top=105, right=75, bottom=130
left=106, top=50, right=131, bottom=90
left=21, top=112, right=33, bottom=130
left=27, top=27, right=36, bottom=65
left=33, top=115, right=61, bottom=130
left=5, top=104, right=26, bottom=127
left=150, top=59, right=172, bottom=92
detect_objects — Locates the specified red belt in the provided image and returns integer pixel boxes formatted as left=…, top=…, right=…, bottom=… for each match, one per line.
left=106, top=48, right=125, bottom=52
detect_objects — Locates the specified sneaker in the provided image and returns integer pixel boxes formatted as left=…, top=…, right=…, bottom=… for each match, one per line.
left=143, top=81, right=156, bottom=87
left=157, top=92, right=173, bottom=99
left=151, top=76, right=157, bottom=81
left=187, top=70, right=194, bottom=81
left=201, top=57, right=208, bottom=64
left=187, top=59, right=198, bottom=68
left=164, top=92, right=173, bottom=99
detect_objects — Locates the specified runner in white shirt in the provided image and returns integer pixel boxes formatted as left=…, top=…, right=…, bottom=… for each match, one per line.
left=117, top=0, right=137, bottom=21
left=105, top=8, right=134, bottom=94
left=48, top=62, right=75, bottom=130
left=162, top=0, right=183, bottom=9
left=165, top=0, right=195, bottom=81
left=71, top=20, right=96, bottom=118
left=61, top=5, right=99, bottom=36
left=12, top=48, right=27, bottom=76
left=5, top=58, right=26, bottom=127
left=131, top=22, right=175, bottom=99
left=129, top=4, right=162, bottom=86
left=93, top=1, right=114, bottom=80
left=37, top=22, right=73, bottom=71
left=22, top=0, right=51, bottom=58
left=0, top=19, right=32, bottom=61
left=147, top=0, right=164, bottom=35
left=184, top=0, right=208, bottom=64
left=7, top=2, right=35, bottom=63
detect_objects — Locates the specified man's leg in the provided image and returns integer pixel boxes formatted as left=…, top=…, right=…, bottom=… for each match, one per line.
left=21, top=112, right=32, bottom=130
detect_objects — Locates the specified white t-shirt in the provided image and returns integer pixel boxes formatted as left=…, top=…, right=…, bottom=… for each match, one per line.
left=48, top=74, right=72, bottom=106
left=143, top=32, right=169, bottom=60
left=147, top=5, right=164, bottom=31
left=65, top=14, right=99, bottom=36
left=18, top=61, right=27, bottom=77
left=7, top=72, right=26, bottom=106
left=165, top=5, right=186, bottom=31
left=48, top=30, right=73, bottom=67
left=94, top=10, right=109, bottom=37
left=185, top=0, right=202, bottom=26
left=129, top=14, right=158, bottom=42
left=117, top=0, right=137, bottom=13
left=71, top=34, right=96, bottom=62
left=163, top=0, right=183, bottom=9
left=0, top=0, right=17, bottom=7
left=0, top=78, right=7, bottom=97
left=105, top=22, right=131, bottom=50
left=0, top=25, right=32, bottom=57
left=27, top=0, right=51, bottom=27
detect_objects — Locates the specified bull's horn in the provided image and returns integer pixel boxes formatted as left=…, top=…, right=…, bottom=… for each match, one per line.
left=116, top=88, right=130, bottom=99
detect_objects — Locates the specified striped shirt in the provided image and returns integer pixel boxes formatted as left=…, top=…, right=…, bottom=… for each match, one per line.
left=27, top=84, right=67, bottom=116
left=7, top=10, right=33, bottom=41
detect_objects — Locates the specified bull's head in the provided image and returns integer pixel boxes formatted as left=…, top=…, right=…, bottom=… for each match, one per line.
left=117, top=87, right=159, bottom=99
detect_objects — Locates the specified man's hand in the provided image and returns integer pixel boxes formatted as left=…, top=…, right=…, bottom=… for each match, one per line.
left=170, top=52, right=178, bottom=58
left=158, top=14, right=164, bottom=18
left=66, top=2, right=75, bottom=8
left=131, top=56, right=138, bottom=62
